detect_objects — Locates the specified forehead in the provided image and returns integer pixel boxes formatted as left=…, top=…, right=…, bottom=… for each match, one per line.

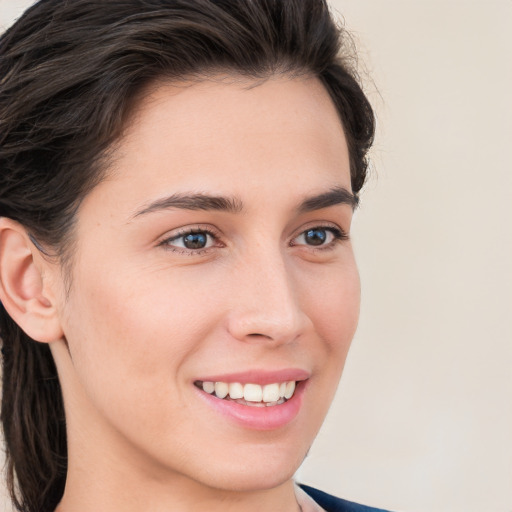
left=83, top=75, right=351, bottom=219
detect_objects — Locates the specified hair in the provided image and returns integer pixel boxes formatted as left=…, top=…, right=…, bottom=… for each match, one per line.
left=0, top=1, right=374, bottom=510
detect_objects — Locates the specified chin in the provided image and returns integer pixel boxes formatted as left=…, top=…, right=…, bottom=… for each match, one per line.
left=155, top=435, right=310, bottom=494
left=198, top=455, right=303, bottom=493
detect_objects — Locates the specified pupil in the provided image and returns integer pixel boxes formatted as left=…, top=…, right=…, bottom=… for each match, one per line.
left=183, top=233, right=207, bottom=249
left=305, top=229, right=326, bottom=246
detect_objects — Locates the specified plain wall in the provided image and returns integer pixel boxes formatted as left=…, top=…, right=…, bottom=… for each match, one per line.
left=1, top=1, right=511, bottom=511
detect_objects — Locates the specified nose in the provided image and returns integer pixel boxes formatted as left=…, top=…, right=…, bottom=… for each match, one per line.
left=225, top=249, right=311, bottom=346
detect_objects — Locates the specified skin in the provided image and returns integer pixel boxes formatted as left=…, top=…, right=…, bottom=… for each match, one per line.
left=1, top=75, right=360, bottom=512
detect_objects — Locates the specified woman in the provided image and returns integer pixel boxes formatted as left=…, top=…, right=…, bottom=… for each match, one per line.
left=0, top=1, right=386, bottom=511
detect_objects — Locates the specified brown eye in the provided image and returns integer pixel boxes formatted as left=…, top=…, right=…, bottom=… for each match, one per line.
left=182, top=232, right=208, bottom=249
left=165, top=230, right=215, bottom=251
left=293, top=227, right=342, bottom=247
left=304, top=228, right=328, bottom=246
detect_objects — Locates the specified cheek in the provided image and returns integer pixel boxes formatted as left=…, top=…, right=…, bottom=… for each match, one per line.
left=60, top=264, right=206, bottom=400
left=293, top=260, right=360, bottom=441
left=64, top=255, right=240, bottom=411
left=303, top=259, right=360, bottom=354
left=301, top=258, right=360, bottom=423
left=58, top=268, right=219, bottom=445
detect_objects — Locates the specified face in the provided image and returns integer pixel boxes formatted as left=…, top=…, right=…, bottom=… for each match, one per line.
left=51, top=76, right=360, bottom=492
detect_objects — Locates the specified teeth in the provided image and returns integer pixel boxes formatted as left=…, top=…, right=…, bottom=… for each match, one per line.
left=229, top=382, right=244, bottom=399
left=200, top=380, right=297, bottom=403
left=214, top=381, right=229, bottom=399
left=262, top=383, right=280, bottom=402
left=244, top=383, right=263, bottom=402
left=284, top=381, right=296, bottom=399
left=203, top=381, right=215, bottom=394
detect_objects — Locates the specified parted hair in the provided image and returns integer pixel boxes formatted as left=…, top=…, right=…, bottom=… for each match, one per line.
left=0, top=1, right=375, bottom=511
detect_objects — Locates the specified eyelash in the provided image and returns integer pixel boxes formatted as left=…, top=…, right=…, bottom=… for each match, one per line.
left=159, top=226, right=222, bottom=255
left=159, top=224, right=348, bottom=255
left=290, top=225, right=348, bottom=251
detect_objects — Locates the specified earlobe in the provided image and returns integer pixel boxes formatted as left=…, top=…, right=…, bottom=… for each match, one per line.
left=0, top=218, right=64, bottom=343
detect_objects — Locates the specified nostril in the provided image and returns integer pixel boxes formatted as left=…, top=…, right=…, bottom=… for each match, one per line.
left=226, top=305, right=308, bottom=345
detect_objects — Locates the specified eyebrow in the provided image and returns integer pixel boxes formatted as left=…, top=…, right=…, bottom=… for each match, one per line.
left=297, top=186, right=358, bottom=212
left=133, top=186, right=357, bottom=218
left=133, top=193, right=244, bottom=217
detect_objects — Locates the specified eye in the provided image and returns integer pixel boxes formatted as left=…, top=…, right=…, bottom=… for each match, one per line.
left=162, top=228, right=218, bottom=252
left=291, top=226, right=346, bottom=247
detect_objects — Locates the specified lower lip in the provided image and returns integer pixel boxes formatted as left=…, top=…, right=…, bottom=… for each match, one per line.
left=195, top=381, right=307, bottom=431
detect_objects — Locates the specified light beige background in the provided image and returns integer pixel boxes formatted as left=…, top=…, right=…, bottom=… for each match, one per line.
left=1, top=1, right=511, bottom=511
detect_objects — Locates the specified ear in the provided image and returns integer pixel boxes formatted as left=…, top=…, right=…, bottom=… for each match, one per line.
left=0, top=218, right=64, bottom=343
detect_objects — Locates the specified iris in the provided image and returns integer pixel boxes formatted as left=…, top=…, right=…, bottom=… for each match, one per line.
left=304, top=228, right=327, bottom=246
left=183, top=232, right=208, bottom=249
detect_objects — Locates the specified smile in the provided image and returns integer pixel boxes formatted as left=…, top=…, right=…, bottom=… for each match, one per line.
left=193, top=369, right=309, bottom=430
left=195, top=380, right=296, bottom=407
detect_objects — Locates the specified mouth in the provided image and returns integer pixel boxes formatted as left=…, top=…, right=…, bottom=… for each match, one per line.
left=194, top=380, right=297, bottom=407
left=193, top=369, right=309, bottom=430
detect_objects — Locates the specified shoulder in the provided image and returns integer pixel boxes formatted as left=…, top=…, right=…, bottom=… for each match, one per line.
left=299, top=484, right=395, bottom=512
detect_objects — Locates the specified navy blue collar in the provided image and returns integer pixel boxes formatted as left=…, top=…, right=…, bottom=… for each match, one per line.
left=299, top=484, right=393, bottom=512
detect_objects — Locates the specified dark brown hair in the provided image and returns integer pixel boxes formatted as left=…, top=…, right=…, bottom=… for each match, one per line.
left=0, top=1, right=374, bottom=510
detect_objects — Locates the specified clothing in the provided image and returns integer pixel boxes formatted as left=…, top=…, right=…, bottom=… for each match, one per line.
left=299, top=484, right=393, bottom=512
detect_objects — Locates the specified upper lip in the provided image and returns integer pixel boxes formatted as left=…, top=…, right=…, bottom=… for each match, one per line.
left=195, top=368, right=310, bottom=386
